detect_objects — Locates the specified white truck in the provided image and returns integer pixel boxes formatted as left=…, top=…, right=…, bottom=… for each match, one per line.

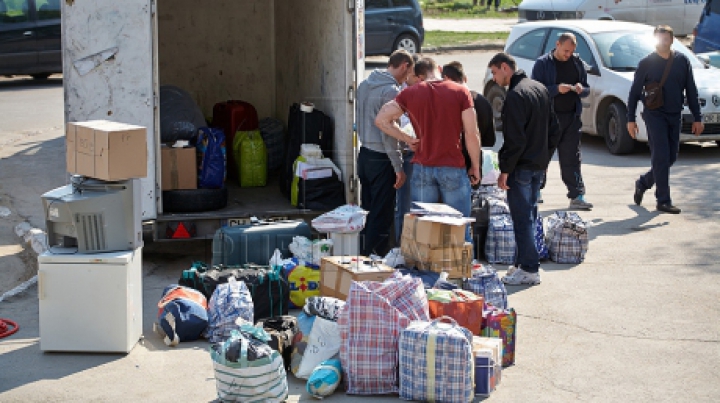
left=61, top=0, right=365, bottom=241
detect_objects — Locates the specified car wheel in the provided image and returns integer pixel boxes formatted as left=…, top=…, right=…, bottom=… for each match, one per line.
left=394, top=34, right=419, bottom=54
left=31, top=73, right=51, bottom=80
left=162, top=187, right=228, bottom=213
left=485, top=84, right=506, bottom=132
left=603, top=102, right=635, bottom=155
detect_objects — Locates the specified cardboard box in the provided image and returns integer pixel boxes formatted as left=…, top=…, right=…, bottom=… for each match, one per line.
left=401, top=236, right=472, bottom=279
left=161, top=146, right=197, bottom=190
left=402, top=213, right=467, bottom=246
left=66, top=120, right=147, bottom=181
left=320, top=256, right=395, bottom=301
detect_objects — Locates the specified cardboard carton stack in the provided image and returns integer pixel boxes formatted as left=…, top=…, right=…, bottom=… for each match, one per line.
left=320, top=256, right=395, bottom=301
left=401, top=203, right=474, bottom=279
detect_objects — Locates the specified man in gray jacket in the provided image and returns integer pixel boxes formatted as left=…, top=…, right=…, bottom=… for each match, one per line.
left=357, top=50, right=414, bottom=256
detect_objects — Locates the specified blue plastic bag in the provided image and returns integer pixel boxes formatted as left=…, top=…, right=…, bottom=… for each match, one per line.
left=196, top=127, right=226, bottom=189
left=306, top=358, right=343, bottom=398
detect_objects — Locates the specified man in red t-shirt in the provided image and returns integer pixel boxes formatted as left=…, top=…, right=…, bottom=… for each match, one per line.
left=375, top=57, right=481, bottom=242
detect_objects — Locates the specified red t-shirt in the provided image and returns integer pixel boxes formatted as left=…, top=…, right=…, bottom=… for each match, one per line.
left=395, top=80, right=473, bottom=168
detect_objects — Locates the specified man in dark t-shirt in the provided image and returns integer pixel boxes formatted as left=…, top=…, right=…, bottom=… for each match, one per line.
left=532, top=32, right=592, bottom=210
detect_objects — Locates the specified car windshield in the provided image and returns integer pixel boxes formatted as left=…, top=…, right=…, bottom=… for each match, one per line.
left=592, top=31, right=704, bottom=71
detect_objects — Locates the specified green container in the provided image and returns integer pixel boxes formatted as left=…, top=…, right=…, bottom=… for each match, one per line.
left=235, top=130, right=267, bottom=187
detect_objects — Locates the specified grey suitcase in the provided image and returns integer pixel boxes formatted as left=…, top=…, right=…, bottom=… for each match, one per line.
left=211, top=220, right=313, bottom=266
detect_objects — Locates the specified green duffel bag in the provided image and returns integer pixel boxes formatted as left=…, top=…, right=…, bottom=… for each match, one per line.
left=235, top=130, right=267, bottom=187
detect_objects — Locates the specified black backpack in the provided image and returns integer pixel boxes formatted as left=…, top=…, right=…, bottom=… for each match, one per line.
left=296, top=172, right=346, bottom=211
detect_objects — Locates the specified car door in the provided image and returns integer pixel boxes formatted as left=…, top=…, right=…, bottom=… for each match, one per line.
left=365, top=0, right=393, bottom=55
left=388, top=0, right=413, bottom=40
left=507, top=28, right=549, bottom=73
left=0, top=0, right=37, bottom=74
left=543, top=29, right=601, bottom=133
left=34, top=0, right=60, bottom=72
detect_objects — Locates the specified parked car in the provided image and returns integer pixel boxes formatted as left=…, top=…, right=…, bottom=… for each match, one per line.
left=482, top=20, right=720, bottom=154
left=0, top=0, right=61, bottom=79
left=696, top=51, right=720, bottom=68
left=517, top=0, right=703, bottom=36
left=693, top=0, right=719, bottom=53
left=365, top=0, right=424, bottom=56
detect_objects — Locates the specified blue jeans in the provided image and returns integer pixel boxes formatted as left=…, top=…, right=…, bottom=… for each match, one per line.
left=411, top=164, right=472, bottom=242
left=506, top=169, right=544, bottom=273
left=639, top=110, right=681, bottom=205
left=395, top=151, right=414, bottom=244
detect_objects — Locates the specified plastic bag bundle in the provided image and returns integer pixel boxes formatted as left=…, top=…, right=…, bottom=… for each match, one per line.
left=289, top=236, right=333, bottom=266
left=195, top=127, right=226, bottom=189
left=159, top=85, right=207, bottom=143
left=310, top=205, right=368, bottom=233
left=306, top=358, right=343, bottom=399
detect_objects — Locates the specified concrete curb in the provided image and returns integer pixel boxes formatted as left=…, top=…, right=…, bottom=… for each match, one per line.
left=423, top=41, right=505, bottom=53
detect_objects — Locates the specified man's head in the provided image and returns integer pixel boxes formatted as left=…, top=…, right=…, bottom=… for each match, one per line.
left=441, top=61, right=466, bottom=84
left=387, top=50, right=415, bottom=84
left=654, top=25, right=674, bottom=53
left=553, top=33, right=577, bottom=62
left=487, top=52, right=517, bottom=87
left=414, top=57, right=439, bottom=81
left=405, top=54, right=421, bottom=86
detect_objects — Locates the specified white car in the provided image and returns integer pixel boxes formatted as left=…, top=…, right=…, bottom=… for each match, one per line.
left=482, top=20, right=720, bottom=154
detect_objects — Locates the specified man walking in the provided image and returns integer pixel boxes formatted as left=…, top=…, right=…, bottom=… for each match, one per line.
left=488, top=53, right=560, bottom=286
left=357, top=50, right=414, bottom=256
left=531, top=32, right=592, bottom=210
left=375, top=57, right=482, bottom=243
left=627, top=25, right=704, bottom=214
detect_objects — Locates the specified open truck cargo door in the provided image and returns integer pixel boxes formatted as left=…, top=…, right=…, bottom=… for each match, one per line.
left=61, top=0, right=158, bottom=220
left=351, top=0, right=365, bottom=205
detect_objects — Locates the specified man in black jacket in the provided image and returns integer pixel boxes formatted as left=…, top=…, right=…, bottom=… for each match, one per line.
left=627, top=25, right=704, bottom=214
left=532, top=32, right=592, bottom=210
left=488, top=52, right=560, bottom=286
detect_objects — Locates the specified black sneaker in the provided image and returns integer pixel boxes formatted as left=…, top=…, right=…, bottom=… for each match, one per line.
left=657, top=203, right=681, bottom=214
left=634, top=183, right=646, bottom=206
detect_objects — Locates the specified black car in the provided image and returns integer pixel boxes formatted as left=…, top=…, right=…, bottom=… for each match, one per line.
left=365, top=0, right=424, bottom=56
left=0, top=0, right=61, bottom=79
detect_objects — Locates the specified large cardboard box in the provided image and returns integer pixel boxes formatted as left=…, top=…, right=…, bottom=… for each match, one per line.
left=161, top=146, right=197, bottom=190
left=66, top=120, right=147, bottom=181
left=401, top=236, right=472, bottom=279
left=320, top=256, right=395, bottom=301
left=402, top=213, right=467, bottom=246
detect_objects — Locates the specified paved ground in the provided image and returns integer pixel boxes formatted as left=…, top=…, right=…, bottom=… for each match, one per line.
left=424, top=17, right=516, bottom=33
left=2, top=54, right=720, bottom=402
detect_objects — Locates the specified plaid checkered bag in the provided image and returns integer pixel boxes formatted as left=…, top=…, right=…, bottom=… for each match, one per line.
left=462, top=266, right=508, bottom=310
left=399, top=317, right=475, bottom=403
left=487, top=197, right=511, bottom=216
left=338, top=274, right=430, bottom=395
left=205, top=278, right=254, bottom=343
left=485, top=215, right=516, bottom=265
left=535, top=213, right=549, bottom=260
left=546, top=211, right=589, bottom=264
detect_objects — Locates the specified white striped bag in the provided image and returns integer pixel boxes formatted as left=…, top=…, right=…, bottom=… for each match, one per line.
left=485, top=215, right=516, bottom=265
left=399, top=317, right=475, bottom=403
left=546, top=211, right=589, bottom=264
left=210, top=329, right=288, bottom=403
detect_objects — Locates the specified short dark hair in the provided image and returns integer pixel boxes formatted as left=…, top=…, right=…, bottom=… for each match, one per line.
left=487, top=52, right=517, bottom=71
left=557, top=32, right=577, bottom=45
left=388, top=50, right=415, bottom=69
left=654, top=24, right=674, bottom=37
left=414, top=57, right=437, bottom=77
left=441, top=61, right=465, bottom=83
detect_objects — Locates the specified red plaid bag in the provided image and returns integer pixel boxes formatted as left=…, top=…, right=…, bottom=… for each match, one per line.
left=339, top=273, right=430, bottom=395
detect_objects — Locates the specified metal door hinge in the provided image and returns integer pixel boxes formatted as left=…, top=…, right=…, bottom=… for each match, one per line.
left=348, top=0, right=355, bottom=12
left=348, top=86, right=355, bottom=103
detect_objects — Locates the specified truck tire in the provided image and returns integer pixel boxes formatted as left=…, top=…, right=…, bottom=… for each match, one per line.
left=603, top=102, right=635, bottom=155
left=394, top=34, right=420, bottom=54
left=162, top=187, right=228, bottom=213
left=485, top=84, right=506, bottom=132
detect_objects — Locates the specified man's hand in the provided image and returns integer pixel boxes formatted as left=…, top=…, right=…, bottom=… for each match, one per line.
left=468, top=166, right=481, bottom=186
left=406, top=136, right=420, bottom=152
left=692, top=121, right=705, bottom=136
left=558, top=84, right=572, bottom=94
left=394, top=171, right=406, bottom=190
left=627, top=122, right=639, bottom=139
left=574, top=83, right=583, bottom=94
left=498, top=173, right=509, bottom=190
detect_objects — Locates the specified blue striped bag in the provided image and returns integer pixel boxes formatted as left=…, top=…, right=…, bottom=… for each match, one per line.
left=535, top=213, right=549, bottom=260
left=485, top=215, right=516, bottom=265
left=399, top=317, right=475, bottom=403
left=546, top=211, right=589, bottom=264
left=205, top=278, right=254, bottom=343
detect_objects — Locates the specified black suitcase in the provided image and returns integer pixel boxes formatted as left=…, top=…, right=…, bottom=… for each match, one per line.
left=211, top=220, right=312, bottom=267
left=280, top=104, right=334, bottom=198
left=472, top=194, right=490, bottom=260
left=297, top=173, right=346, bottom=211
left=202, top=265, right=290, bottom=320
left=255, top=316, right=299, bottom=370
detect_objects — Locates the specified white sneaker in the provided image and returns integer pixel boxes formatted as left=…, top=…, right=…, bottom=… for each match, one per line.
left=506, top=265, right=519, bottom=276
left=502, top=267, right=541, bottom=286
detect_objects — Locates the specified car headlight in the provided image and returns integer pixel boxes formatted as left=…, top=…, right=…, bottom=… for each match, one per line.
left=576, top=11, right=585, bottom=18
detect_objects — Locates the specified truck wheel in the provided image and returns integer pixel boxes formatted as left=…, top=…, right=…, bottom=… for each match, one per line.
left=603, top=102, right=636, bottom=155
left=162, top=187, right=228, bottom=213
left=485, top=84, right=506, bottom=132
left=394, top=34, right=419, bottom=54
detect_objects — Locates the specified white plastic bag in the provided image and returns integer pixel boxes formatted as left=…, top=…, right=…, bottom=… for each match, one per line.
left=481, top=150, right=500, bottom=185
left=295, top=317, right=342, bottom=379
left=289, top=237, right=333, bottom=266
left=311, top=205, right=368, bottom=233
left=384, top=248, right=405, bottom=268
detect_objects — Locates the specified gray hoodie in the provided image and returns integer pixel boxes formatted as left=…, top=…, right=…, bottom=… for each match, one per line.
left=356, top=69, right=403, bottom=173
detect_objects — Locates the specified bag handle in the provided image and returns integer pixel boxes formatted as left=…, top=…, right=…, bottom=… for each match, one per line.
left=659, top=51, right=674, bottom=87
left=430, top=315, right=459, bottom=327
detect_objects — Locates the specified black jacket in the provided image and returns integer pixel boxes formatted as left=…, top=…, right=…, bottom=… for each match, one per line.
left=531, top=51, right=590, bottom=117
left=461, top=90, right=496, bottom=169
left=499, top=70, right=561, bottom=173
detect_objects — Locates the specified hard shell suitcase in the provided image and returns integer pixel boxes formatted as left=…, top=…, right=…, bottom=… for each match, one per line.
left=211, top=220, right=312, bottom=267
left=212, top=100, right=259, bottom=182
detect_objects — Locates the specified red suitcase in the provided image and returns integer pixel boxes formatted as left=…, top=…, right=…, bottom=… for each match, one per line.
left=212, top=100, right=259, bottom=182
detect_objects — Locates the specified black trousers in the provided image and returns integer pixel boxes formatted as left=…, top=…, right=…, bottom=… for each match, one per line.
left=550, top=112, right=586, bottom=199
left=358, top=147, right=396, bottom=256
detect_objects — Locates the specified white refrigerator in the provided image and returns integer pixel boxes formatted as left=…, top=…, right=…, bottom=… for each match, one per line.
left=38, top=248, right=143, bottom=353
